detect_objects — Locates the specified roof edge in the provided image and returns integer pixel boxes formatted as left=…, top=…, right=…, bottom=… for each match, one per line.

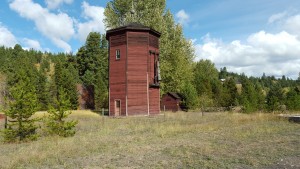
left=106, top=22, right=161, bottom=39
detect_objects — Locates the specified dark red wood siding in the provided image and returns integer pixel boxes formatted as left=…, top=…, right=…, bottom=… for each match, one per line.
left=109, top=32, right=127, bottom=116
left=148, top=36, right=160, bottom=115
left=127, top=32, right=148, bottom=115
left=161, top=94, right=181, bottom=112
left=107, top=24, right=160, bottom=116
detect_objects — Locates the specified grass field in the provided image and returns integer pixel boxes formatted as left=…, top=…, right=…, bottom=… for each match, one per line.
left=0, top=111, right=299, bottom=168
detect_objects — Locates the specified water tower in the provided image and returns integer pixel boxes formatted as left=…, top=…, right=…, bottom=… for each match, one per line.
left=106, top=23, right=161, bottom=116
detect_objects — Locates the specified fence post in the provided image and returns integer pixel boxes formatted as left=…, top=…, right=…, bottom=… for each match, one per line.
left=4, top=115, right=7, bottom=129
left=164, top=105, right=166, bottom=121
left=102, top=108, right=105, bottom=126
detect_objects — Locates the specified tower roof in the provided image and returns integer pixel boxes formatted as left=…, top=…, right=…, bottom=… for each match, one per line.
left=106, top=22, right=161, bottom=40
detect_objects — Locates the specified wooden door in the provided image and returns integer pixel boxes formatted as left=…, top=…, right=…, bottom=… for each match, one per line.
left=115, top=100, right=121, bottom=116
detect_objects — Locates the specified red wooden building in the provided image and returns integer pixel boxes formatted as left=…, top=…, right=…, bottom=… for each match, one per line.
left=106, top=23, right=161, bottom=116
left=161, top=92, right=183, bottom=112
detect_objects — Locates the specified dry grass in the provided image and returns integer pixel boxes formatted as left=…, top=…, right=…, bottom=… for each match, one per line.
left=0, top=111, right=299, bottom=168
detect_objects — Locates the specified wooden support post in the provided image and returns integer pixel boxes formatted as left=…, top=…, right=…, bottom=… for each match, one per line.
left=164, top=105, right=166, bottom=121
left=4, top=115, right=7, bottom=129
left=102, top=108, right=105, bottom=126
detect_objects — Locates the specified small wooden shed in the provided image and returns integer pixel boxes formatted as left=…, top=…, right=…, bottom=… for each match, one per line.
left=161, top=92, right=183, bottom=112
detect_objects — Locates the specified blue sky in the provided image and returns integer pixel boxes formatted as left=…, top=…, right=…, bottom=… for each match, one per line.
left=1, top=0, right=300, bottom=79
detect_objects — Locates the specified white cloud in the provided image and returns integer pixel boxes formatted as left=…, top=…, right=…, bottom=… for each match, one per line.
left=195, top=30, right=300, bottom=79
left=9, top=0, right=74, bottom=52
left=76, top=1, right=105, bottom=42
left=176, top=9, right=189, bottom=25
left=194, top=13, right=300, bottom=79
left=268, top=12, right=300, bottom=36
left=284, top=14, right=300, bottom=36
left=45, top=0, right=73, bottom=9
left=23, top=38, right=42, bottom=50
left=0, top=23, right=18, bottom=47
left=268, top=12, right=287, bottom=24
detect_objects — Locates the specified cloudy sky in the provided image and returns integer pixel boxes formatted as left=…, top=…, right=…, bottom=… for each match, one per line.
left=1, top=0, right=300, bottom=79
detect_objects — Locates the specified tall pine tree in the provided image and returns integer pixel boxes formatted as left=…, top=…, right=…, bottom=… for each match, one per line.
left=76, top=33, right=109, bottom=110
left=4, top=63, right=39, bottom=142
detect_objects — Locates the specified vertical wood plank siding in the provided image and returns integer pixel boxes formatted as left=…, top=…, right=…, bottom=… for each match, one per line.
left=107, top=24, right=160, bottom=116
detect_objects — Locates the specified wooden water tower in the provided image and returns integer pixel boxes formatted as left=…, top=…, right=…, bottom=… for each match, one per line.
left=106, top=23, right=161, bottom=116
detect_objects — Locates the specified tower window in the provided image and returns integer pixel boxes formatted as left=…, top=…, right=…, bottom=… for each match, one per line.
left=116, top=49, right=120, bottom=60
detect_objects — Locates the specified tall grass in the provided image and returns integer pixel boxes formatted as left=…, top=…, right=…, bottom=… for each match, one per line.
left=0, top=111, right=299, bottom=168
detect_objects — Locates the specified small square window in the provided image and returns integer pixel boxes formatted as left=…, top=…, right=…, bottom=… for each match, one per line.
left=116, top=49, right=120, bottom=60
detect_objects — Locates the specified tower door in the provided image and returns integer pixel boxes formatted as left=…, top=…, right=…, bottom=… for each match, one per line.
left=115, top=100, right=121, bottom=116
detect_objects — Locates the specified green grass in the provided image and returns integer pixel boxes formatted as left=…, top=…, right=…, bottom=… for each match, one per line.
left=0, top=111, right=299, bottom=168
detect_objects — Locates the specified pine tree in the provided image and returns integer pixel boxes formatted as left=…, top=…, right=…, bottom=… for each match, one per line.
left=76, top=33, right=108, bottom=110
left=36, top=69, right=49, bottom=110
left=285, top=87, right=300, bottom=111
left=239, top=77, right=265, bottom=113
left=266, top=83, right=283, bottom=112
left=53, top=59, right=79, bottom=109
left=222, top=78, right=238, bottom=107
left=3, top=68, right=39, bottom=142
left=46, top=87, right=77, bottom=137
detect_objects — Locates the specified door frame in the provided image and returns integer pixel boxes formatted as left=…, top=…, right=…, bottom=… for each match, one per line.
left=114, top=99, right=121, bottom=116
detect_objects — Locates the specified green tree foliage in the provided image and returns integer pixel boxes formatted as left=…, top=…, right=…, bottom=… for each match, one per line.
left=104, top=0, right=166, bottom=30
left=36, top=70, right=49, bottom=110
left=222, top=78, right=238, bottom=107
left=193, top=60, right=220, bottom=106
left=266, top=83, right=284, bottom=112
left=3, top=66, right=39, bottom=142
left=194, top=60, right=219, bottom=96
left=76, top=32, right=108, bottom=109
left=180, top=83, right=198, bottom=110
left=285, top=87, right=300, bottom=111
left=46, top=87, right=77, bottom=137
left=219, top=67, right=228, bottom=79
left=239, top=76, right=265, bottom=113
left=53, top=58, right=79, bottom=109
left=104, top=0, right=195, bottom=94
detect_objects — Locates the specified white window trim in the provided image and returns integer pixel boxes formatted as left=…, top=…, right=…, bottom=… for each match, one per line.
left=116, top=49, right=120, bottom=60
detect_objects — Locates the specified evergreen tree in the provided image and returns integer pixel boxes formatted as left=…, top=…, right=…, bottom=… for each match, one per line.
left=54, top=59, right=79, bottom=109
left=76, top=32, right=109, bottom=110
left=3, top=68, right=39, bottom=142
left=46, top=87, right=77, bottom=137
left=219, top=67, right=228, bottom=79
left=239, top=76, right=265, bottom=113
left=36, top=70, right=49, bottom=110
left=266, top=83, right=283, bottom=112
left=222, top=78, right=238, bottom=107
left=285, top=87, right=300, bottom=111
